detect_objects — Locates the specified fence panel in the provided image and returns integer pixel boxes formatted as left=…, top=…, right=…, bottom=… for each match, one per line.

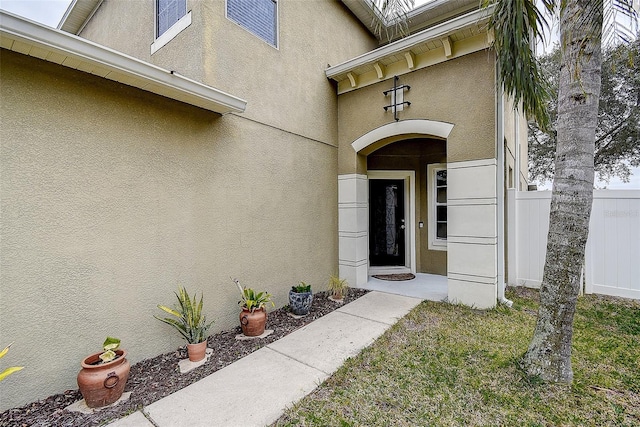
left=585, top=191, right=640, bottom=299
left=509, top=189, right=640, bottom=299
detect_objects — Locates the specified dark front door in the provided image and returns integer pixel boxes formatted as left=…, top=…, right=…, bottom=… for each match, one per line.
left=369, top=179, right=405, bottom=266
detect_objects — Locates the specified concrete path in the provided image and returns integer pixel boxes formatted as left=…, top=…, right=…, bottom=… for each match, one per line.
left=107, top=291, right=422, bottom=427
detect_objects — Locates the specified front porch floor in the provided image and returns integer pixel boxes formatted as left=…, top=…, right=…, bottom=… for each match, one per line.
left=361, top=273, right=448, bottom=301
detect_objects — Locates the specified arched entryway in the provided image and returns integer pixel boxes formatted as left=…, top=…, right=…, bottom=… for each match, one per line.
left=338, top=119, right=453, bottom=288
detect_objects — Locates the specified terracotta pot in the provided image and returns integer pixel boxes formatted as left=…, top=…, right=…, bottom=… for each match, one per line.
left=187, top=340, right=207, bottom=362
left=289, top=290, right=313, bottom=315
left=77, top=349, right=130, bottom=408
left=239, top=307, right=267, bottom=336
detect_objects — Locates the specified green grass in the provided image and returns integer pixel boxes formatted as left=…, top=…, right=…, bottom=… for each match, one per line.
left=274, top=288, right=640, bottom=426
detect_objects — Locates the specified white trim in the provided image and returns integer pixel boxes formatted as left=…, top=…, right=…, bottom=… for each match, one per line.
left=326, top=6, right=493, bottom=79
left=427, top=163, right=447, bottom=251
left=151, top=10, right=191, bottom=55
left=367, top=170, right=416, bottom=274
left=351, top=120, right=454, bottom=154
left=1, top=10, right=247, bottom=114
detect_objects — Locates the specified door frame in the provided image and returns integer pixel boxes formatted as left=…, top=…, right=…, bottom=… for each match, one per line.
left=368, top=170, right=416, bottom=274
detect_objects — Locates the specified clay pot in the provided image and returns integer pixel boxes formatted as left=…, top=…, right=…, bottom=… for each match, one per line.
left=239, top=307, right=267, bottom=336
left=77, top=349, right=130, bottom=408
left=187, top=341, right=207, bottom=362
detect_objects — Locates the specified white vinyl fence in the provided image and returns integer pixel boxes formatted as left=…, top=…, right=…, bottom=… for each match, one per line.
left=507, top=189, right=640, bottom=300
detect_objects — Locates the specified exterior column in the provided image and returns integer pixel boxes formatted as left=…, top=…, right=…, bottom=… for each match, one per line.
left=338, top=174, right=368, bottom=287
left=447, top=159, right=498, bottom=308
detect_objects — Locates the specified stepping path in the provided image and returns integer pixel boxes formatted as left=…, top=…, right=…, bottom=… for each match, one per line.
left=108, top=291, right=422, bottom=427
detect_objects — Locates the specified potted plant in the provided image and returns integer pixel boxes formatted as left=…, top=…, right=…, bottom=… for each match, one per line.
left=289, top=282, right=313, bottom=315
left=155, top=286, right=214, bottom=362
left=77, top=337, right=130, bottom=408
left=234, top=278, right=274, bottom=337
left=327, top=275, right=349, bottom=302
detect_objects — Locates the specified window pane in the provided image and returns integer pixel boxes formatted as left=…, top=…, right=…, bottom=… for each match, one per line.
left=157, top=0, right=186, bottom=37
left=436, top=170, right=447, bottom=186
left=227, top=0, right=277, bottom=46
left=437, top=187, right=446, bottom=204
left=436, top=206, right=447, bottom=222
left=437, top=223, right=447, bottom=239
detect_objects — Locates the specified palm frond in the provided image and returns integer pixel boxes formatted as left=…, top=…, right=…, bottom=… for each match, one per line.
left=485, top=0, right=552, bottom=130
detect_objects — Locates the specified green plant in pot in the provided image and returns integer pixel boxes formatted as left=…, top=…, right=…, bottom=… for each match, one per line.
left=155, top=286, right=214, bottom=362
left=289, top=281, right=313, bottom=315
left=77, top=337, right=130, bottom=408
left=234, top=278, right=274, bottom=337
left=327, top=275, right=349, bottom=302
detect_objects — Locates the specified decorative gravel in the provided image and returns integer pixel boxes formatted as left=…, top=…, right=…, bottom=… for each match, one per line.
left=0, top=289, right=369, bottom=427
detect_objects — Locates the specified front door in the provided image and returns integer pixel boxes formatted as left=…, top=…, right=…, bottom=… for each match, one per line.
left=369, top=179, right=405, bottom=266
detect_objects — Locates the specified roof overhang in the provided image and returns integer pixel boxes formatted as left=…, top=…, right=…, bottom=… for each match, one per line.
left=58, top=0, right=103, bottom=34
left=327, top=5, right=494, bottom=94
left=1, top=10, right=247, bottom=115
left=341, top=0, right=480, bottom=42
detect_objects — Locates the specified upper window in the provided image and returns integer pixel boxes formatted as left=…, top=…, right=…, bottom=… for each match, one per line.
left=157, top=0, right=186, bottom=38
left=227, top=0, right=278, bottom=47
left=427, top=164, right=447, bottom=250
left=152, top=0, right=191, bottom=54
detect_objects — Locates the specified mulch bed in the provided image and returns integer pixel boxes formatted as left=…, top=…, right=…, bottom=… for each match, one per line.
left=372, top=273, right=416, bottom=281
left=0, top=289, right=369, bottom=427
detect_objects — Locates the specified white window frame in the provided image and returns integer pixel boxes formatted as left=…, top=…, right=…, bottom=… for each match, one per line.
left=225, top=0, right=279, bottom=49
left=427, top=163, right=447, bottom=251
left=151, top=1, right=191, bottom=55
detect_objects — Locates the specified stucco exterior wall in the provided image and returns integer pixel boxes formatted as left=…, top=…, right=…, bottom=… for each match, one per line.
left=337, top=50, right=496, bottom=175
left=0, top=50, right=337, bottom=410
left=503, top=96, right=529, bottom=190
left=78, top=0, right=377, bottom=146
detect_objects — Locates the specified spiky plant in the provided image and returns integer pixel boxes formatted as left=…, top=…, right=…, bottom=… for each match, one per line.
left=155, top=286, right=214, bottom=344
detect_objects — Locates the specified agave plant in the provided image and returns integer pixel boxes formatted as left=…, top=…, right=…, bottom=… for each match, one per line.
left=233, top=278, right=274, bottom=312
left=155, top=286, right=214, bottom=344
left=0, top=343, right=23, bottom=382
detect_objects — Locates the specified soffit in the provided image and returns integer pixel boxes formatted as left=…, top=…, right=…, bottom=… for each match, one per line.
left=326, top=6, right=494, bottom=94
left=1, top=11, right=247, bottom=115
left=58, top=0, right=103, bottom=34
left=341, top=0, right=479, bottom=41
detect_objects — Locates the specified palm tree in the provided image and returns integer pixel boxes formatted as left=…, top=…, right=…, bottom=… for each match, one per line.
left=374, top=0, right=637, bottom=383
left=491, top=0, right=636, bottom=383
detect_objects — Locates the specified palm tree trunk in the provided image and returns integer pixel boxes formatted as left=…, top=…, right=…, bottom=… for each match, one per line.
left=522, top=0, right=603, bottom=382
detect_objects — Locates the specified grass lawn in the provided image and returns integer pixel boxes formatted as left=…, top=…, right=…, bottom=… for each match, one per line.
left=274, top=287, right=640, bottom=426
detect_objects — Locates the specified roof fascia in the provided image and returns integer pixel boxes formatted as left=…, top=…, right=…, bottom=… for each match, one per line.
left=1, top=11, right=247, bottom=114
left=326, top=5, right=493, bottom=79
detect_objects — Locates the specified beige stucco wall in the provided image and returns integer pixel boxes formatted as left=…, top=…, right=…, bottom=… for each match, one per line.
left=503, top=96, right=529, bottom=190
left=78, top=0, right=378, bottom=146
left=0, top=50, right=337, bottom=410
left=337, top=50, right=496, bottom=176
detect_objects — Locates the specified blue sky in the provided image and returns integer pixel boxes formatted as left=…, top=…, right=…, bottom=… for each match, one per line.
left=1, top=0, right=637, bottom=189
left=0, top=0, right=70, bottom=27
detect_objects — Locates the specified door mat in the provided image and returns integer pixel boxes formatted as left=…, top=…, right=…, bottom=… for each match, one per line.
left=372, top=273, right=416, bottom=281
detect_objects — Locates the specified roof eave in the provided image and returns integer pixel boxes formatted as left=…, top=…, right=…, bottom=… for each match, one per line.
left=1, top=10, right=247, bottom=115
left=326, top=5, right=493, bottom=80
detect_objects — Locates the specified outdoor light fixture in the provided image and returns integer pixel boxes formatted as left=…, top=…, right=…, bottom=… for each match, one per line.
left=383, top=75, right=411, bottom=121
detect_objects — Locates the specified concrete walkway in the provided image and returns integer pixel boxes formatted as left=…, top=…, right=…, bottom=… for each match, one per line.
left=107, top=291, right=422, bottom=427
